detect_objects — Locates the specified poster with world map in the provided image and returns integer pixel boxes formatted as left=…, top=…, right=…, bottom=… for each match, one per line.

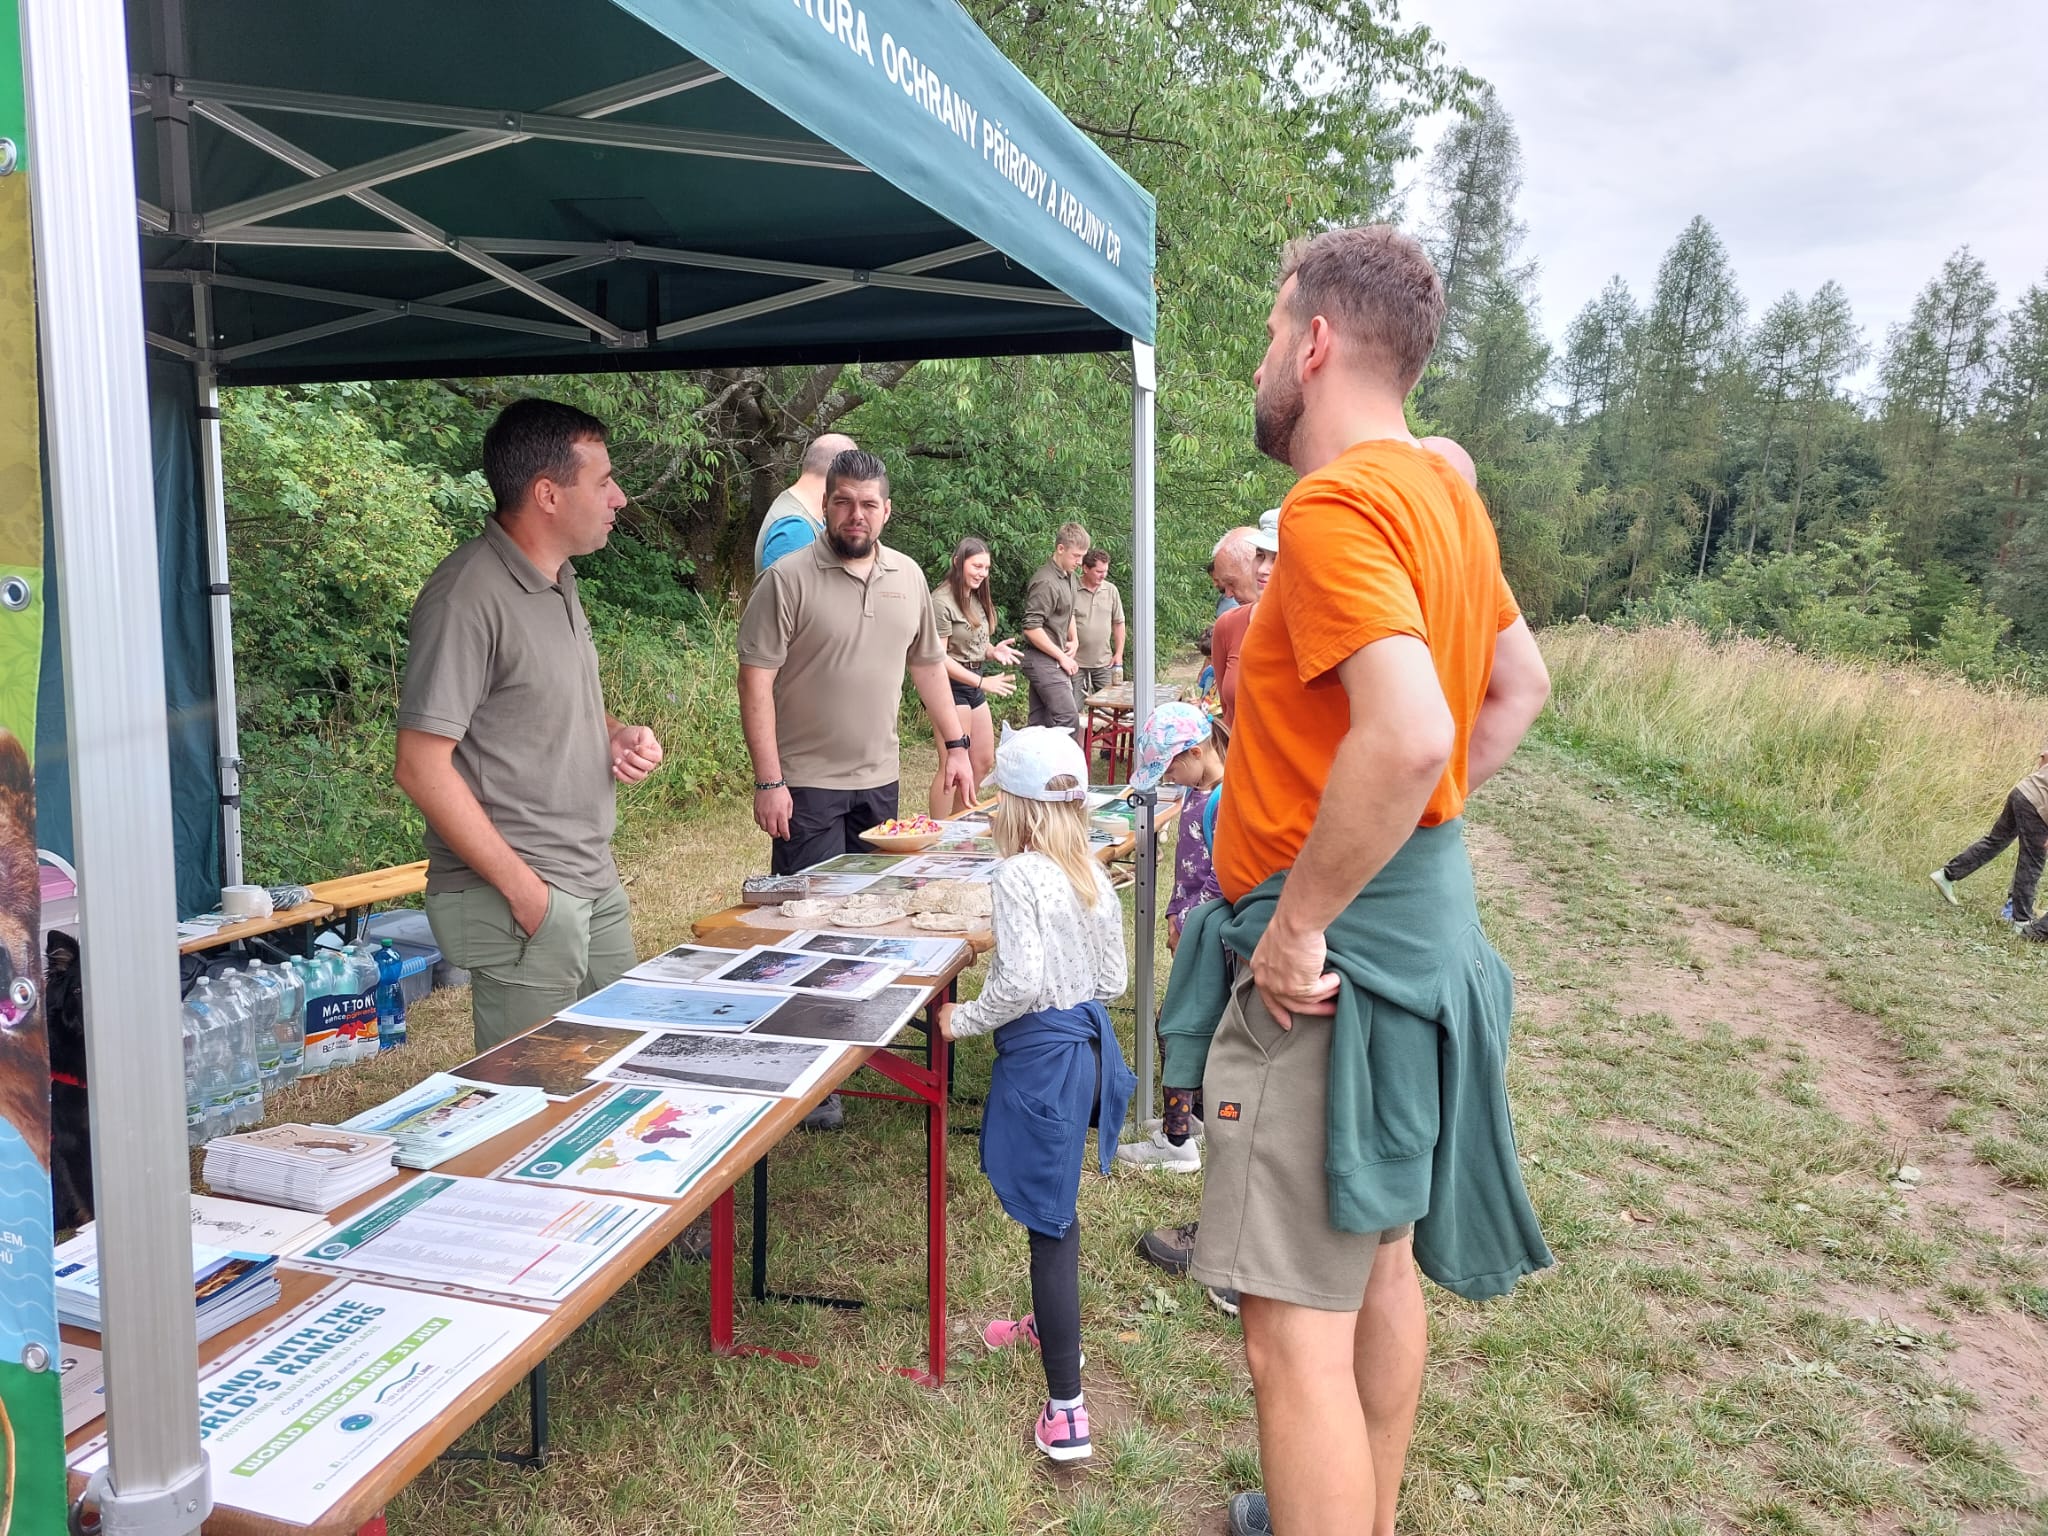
left=500, top=1083, right=769, bottom=1199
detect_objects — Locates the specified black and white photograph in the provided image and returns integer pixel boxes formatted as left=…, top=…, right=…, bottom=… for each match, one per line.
left=592, top=1030, right=846, bottom=1100
left=624, top=944, right=740, bottom=986
left=750, top=986, right=926, bottom=1047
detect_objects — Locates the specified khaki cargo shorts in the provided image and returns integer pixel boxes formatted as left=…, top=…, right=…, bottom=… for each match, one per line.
left=1190, top=970, right=1413, bottom=1311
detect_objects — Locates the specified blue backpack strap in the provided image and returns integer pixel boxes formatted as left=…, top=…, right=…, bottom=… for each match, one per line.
left=1202, top=784, right=1221, bottom=847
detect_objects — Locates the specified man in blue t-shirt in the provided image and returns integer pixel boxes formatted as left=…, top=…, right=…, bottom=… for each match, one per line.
left=754, top=432, right=858, bottom=572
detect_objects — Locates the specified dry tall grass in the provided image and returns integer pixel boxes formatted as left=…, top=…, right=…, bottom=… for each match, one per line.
left=1540, top=621, right=2048, bottom=886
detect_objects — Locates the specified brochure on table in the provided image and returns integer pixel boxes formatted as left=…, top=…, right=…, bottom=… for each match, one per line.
left=59, top=1341, right=104, bottom=1435
left=339, top=1074, right=545, bottom=1169
left=70, top=1194, right=330, bottom=1261
left=501, top=1084, right=770, bottom=1199
left=294, top=1174, right=662, bottom=1304
left=69, top=1281, right=546, bottom=1527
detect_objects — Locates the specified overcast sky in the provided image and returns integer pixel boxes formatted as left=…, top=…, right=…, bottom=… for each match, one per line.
left=1396, top=0, right=2048, bottom=396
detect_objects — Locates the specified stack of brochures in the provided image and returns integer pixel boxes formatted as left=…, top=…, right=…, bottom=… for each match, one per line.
left=339, top=1073, right=546, bottom=1169
left=201, top=1124, right=398, bottom=1212
left=54, top=1233, right=281, bottom=1342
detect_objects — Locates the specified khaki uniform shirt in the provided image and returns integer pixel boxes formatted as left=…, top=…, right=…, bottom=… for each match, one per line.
left=398, top=518, right=617, bottom=898
left=739, top=540, right=944, bottom=790
left=752, top=487, right=823, bottom=572
left=1022, top=559, right=1078, bottom=648
left=931, top=581, right=993, bottom=669
left=1073, top=578, right=1125, bottom=668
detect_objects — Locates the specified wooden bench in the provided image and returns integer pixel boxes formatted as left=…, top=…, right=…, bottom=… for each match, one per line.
left=177, top=862, right=430, bottom=958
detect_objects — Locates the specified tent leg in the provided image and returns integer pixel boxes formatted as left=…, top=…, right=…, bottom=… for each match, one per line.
left=192, top=285, right=244, bottom=885
left=24, top=0, right=210, bottom=1530
left=1130, top=341, right=1158, bottom=1121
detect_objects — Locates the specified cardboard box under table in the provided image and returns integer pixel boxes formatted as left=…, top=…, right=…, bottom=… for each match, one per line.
left=62, top=945, right=970, bottom=1535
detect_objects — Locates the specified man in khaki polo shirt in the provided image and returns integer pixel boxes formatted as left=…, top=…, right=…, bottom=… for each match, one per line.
left=739, top=448, right=976, bottom=875
left=1019, top=521, right=1089, bottom=734
left=396, top=399, right=666, bottom=1051
left=1071, top=548, right=1126, bottom=716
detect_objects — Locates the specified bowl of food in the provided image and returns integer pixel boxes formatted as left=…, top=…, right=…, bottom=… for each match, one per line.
left=859, top=814, right=945, bottom=853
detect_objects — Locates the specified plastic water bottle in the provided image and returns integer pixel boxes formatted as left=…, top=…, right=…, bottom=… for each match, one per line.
left=212, top=973, right=263, bottom=1129
left=268, top=959, right=307, bottom=1087
left=296, top=954, right=341, bottom=1077
left=232, top=965, right=286, bottom=1094
left=375, top=942, right=408, bottom=1051
left=341, top=945, right=383, bottom=1061
left=181, top=992, right=211, bottom=1146
left=189, top=980, right=247, bottom=1136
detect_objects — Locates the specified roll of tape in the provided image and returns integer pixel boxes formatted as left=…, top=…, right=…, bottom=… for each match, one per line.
left=222, top=884, right=273, bottom=918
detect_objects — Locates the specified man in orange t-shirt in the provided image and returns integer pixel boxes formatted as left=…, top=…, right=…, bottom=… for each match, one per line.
left=1204, top=228, right=1553, bottom=1536
left=1207, top=521, right=1273, bottom=731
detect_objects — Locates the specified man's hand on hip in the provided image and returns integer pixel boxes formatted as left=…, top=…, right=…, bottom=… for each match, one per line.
left=1250, top=914, right=1340, bottom=1027
left=609, top=723, right=665, bottom=784
left=754, top=785, right=794, bottom=840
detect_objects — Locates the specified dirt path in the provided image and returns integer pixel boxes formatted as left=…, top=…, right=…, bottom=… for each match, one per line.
left=1468, top=807, right=2048, bottom=1492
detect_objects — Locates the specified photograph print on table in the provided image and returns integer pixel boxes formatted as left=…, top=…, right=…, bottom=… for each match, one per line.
left=806, top=852, right=904, bottom=875
left=702, top=945, right=901, bottom=1001
left=892, top=854, right=1000, bottom=883
left=448, top=1019, right=651, bottom=1100
left=795, top=931, right=877, bottom=956
left=556, top=981, right=785, bottom=1033
left=593, top=1030, right=847, bottom=1100
left=798, top=956, right=895, bottom=996
left=624, top=944, right=737, bottom=986
left=708, top=946, right=825, bottom=989
left=749, top=986, right=927, bottom=1046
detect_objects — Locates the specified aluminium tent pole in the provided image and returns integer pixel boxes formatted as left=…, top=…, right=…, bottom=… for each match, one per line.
left=191, top=283, right=245, bottom=884
left=1130, top=341, right=1158, bottom=1117
left=22, top=0, right=209, bottom=1530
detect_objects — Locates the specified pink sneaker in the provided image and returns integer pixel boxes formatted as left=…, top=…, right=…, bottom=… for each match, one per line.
left=1035, top=1399, right=1091, bottom=1461
left=981, top=1313, right=1084, bottom=1367
left=982, top=1314, right=1040, bottom=1352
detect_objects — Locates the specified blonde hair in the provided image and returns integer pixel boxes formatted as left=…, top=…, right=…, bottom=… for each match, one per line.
left=990, top=775, right=1102, bottom=909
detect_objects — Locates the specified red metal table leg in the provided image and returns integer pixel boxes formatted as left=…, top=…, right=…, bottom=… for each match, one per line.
left=709, top=1184, right=735, bottom=1353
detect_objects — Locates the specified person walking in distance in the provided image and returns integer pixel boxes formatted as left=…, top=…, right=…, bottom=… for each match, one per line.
left=397, top=399, right=666, bottom=1052
left=1019, top=523, right=1089, bottom=737
left=1070, top=548, right=1127, bottom=721
left=1165, top=227, right=1556, bottom=1536
left=1932, top=744, right=2048, bottom=931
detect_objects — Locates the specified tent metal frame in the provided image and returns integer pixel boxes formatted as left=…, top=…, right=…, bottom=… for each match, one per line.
left=40, top=3, right=1163, bottom=1530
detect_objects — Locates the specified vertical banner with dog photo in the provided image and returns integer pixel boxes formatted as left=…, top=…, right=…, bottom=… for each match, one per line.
left=0, top=9, right=64, bottom=1528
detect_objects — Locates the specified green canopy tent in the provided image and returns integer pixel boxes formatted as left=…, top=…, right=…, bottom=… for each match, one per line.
left=26, top=2, right=1159, bottom=1528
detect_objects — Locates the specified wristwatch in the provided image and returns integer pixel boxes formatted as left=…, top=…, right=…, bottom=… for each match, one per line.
left=944, top=735, right=971, bottom=752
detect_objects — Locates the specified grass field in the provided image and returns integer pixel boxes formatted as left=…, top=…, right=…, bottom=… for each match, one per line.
left=243, top=665, right=2048, bottom=1536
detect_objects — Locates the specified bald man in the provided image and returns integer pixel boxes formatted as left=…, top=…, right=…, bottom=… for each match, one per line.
left=755, top=431, right=859, bottom=572
left=1419, top=435, right=1477, bottom=488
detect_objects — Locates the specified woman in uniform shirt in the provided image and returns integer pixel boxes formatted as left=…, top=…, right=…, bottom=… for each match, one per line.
left=928, top=536, right=1021, bottom=815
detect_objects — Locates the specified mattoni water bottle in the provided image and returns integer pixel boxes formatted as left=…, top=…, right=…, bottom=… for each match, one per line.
left=375, top=941, right=408, bottom=1051
left=299, top=953, right=345, bottom=1076
left=339, top=945, right=382, bottom=1062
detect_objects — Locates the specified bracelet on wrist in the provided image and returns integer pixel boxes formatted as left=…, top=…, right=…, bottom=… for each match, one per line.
left=754, top=779, right=786, bottom=792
